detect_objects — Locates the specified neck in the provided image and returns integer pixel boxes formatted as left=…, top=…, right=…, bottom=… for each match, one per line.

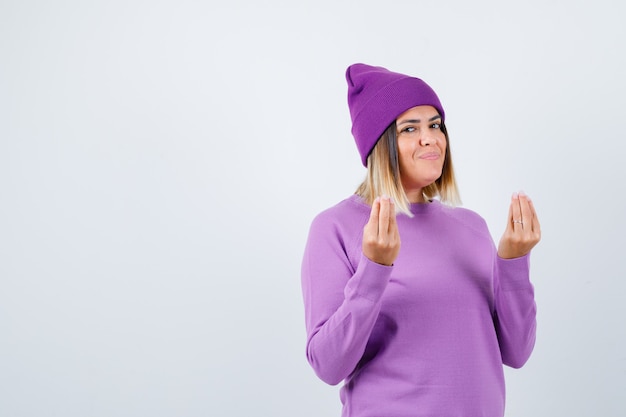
left=406, top=190, right=427, bottom=204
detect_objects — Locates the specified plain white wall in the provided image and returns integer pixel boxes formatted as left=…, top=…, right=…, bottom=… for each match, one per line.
left=1, top=0, right=625, bottom=416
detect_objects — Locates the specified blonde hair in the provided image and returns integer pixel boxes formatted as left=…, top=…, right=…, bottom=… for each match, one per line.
left=355, top=121, right=461, bottom=217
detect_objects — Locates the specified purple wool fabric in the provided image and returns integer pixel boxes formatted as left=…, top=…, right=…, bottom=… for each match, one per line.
left=301, top=196, right=537, bottom=417
left=346, top=63, right=445, bottom=166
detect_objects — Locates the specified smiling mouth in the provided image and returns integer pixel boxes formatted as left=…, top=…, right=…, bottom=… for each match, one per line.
left=418, top=152, right=440, bottom=160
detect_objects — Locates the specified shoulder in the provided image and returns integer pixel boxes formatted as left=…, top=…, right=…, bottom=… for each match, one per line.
left=303, top=196, right=370, bottom=264
left=310, top=195, right=370, bottom=231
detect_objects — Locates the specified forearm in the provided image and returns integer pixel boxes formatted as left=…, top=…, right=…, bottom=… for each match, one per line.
left=303, top=253, right=392, bottom=385
left=493, top=254, right=537, bottom=368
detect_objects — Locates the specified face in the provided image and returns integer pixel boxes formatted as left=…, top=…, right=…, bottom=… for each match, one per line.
left=396, top=105, right=446, bottom=202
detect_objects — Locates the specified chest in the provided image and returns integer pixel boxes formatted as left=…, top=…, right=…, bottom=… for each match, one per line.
left=383, top=218, right=496, bottom=315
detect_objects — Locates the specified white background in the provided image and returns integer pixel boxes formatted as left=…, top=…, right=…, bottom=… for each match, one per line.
left=1, top=1, right=625, bottom=416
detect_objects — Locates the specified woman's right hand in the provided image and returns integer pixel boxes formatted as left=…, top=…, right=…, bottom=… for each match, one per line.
left=362, top=196, right=401, bottom=266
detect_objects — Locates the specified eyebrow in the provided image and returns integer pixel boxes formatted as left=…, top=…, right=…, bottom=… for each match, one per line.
left=397, top=114, right=442, bottom=126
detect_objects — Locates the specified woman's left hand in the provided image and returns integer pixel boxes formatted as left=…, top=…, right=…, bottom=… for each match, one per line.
left=497, top=191, right=541, bottom=259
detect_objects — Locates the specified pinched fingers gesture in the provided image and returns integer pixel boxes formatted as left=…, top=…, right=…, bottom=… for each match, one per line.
left=498, top=191, right=541, bottom=259
left=362, top=196, right=401, bottom=266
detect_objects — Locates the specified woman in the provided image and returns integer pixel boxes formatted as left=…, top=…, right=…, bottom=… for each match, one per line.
left=301, top=63, right=541, bottom=417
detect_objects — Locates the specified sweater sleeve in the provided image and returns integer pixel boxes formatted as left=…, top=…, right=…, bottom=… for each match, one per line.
left=301, top=213, right=392, bottom=385
left=492, top=253, right=537, bottom=368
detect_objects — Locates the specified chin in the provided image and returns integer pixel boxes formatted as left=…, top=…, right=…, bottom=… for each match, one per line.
left=425, top=172, right=444, bottom=184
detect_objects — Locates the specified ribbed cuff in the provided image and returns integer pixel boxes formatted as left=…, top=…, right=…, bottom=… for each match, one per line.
left=344, top=252, right=393, bottom=302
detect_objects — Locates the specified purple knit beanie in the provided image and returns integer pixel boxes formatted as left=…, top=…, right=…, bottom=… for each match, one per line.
left=346, top=63, right=445, bottom=166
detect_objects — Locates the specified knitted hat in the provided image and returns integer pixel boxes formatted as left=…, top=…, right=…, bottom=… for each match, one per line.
left=346, top=63, right=445, bottom=166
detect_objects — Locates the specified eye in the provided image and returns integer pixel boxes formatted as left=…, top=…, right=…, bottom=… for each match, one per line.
left=430, top=122, right=441, bottom=129
left=399, top=126, right=416, bottom=134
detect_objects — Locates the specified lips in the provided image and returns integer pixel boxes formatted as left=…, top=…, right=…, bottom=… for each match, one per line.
left=418, top=152, right=440, bottom=160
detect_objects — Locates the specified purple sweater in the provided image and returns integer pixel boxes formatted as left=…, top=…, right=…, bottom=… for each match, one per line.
left=301, top=195, right=536, bottom=417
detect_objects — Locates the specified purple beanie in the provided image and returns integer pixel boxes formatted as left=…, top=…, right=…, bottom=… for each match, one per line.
left=346, top=63, right=445, bottom=166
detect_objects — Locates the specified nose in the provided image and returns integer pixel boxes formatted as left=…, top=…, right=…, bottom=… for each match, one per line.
left=419, top=133, right=436, bottom=147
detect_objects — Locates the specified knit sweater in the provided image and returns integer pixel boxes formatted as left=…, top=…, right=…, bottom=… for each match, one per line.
left=301, top=195, right=536, bottom=417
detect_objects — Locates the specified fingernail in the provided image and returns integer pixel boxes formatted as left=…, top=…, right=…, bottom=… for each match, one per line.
left=512, top=192, right=519, bottom=199
left=519, top=190, right=526, bottom=197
